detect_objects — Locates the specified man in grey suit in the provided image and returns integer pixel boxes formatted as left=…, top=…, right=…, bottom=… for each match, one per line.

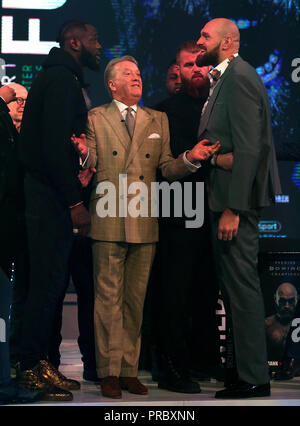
left=196, top=18, right=281, bottom=399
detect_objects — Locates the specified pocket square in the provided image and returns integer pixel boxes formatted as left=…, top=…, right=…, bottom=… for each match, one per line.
left=148, top=133, right=161, bottom=139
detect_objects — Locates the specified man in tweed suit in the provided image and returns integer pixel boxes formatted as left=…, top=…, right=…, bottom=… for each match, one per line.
left=74, top=55, right=219, bottom=398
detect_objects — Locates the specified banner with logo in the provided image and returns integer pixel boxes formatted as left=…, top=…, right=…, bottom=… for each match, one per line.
left=259, top=252, right=300, bottom=372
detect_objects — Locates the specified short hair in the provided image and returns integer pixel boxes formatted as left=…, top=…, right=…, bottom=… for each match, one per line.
left=167, top=58, right=177, bottom=70
left=104, top=55, right=139, bottom=96
left=56, top=19, right=89, bottom=47
left=175, top=41, right=201, bottom=64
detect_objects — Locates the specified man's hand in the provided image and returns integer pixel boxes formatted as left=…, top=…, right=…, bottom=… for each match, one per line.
left=215, top=152, right=234, bottom=170
left=187, top=139, right=220, bottom=163
left=70, top=203, right=91, bottom=236
left=218, top=208, right=239, bottom=241
left=0, top=85, right=16, bottom=103
left=71, top=133, right=88, bottom=159
left=78, top=167, right=96, bottom=187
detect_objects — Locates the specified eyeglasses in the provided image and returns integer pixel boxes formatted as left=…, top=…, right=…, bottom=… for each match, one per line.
left=14, top=97, right=26, bottom=106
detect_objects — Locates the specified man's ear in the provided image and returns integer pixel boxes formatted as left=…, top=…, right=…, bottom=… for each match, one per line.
left=69, top=37, right=82, bottom=52
left=221, top=36, right=232, bottom=51
left=108, top=80, right=116, bottom=93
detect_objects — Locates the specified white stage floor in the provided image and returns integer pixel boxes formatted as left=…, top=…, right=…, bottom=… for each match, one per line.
left=13, top=340, right=300, bottom=407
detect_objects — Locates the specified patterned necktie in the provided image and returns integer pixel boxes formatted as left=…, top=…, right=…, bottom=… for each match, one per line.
left=210, top=68, right=221, bottom=82
left=125, top=107, right=135, bottom=139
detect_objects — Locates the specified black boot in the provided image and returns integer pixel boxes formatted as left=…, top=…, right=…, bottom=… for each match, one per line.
left=0, top=379, right=43, bottom=405
left=158, top=354, right=201, bottom=394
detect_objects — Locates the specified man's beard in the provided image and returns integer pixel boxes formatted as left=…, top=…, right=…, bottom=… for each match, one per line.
left=181, top=74, right=209, bottom=98
left=277, top=308, right=296, bottom=324
left=196, top=43, right=220, bottom=68
left=81, top=44, right=100, bottom=71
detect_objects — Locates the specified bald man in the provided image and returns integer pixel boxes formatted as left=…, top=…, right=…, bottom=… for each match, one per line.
left=265, top=283, right=299, bottom=361
left=6, top=83, right=28, bottom=132
left=196, top=18, right=281, bottom=398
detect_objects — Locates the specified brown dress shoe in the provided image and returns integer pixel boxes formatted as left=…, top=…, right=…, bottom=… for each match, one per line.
left=101, top=376, right=122, bottom=399
left=17, top=367, right=73, bottom=401
left=119, top=377, right=148, bottom=395
left=38, top=360, right=80, bottom=390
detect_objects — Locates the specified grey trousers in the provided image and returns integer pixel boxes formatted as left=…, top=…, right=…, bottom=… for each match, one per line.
left=210, top=210, right=269, bottom=385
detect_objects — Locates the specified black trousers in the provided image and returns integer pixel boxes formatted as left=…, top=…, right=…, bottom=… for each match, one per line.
left=9, top=232, right=30, bottom=365
left=19, top=174, right=73, bottom=370
left=153, top=223, right=220, bottom=374
left=0, top=267, right=12, bottom=386
left=48, top=235, right=96, bottom=370
left=0, top=198, right=29, bottom=372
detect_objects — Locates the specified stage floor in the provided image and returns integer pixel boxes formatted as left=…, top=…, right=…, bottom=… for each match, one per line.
left=11, top=340, right=300, bottom=407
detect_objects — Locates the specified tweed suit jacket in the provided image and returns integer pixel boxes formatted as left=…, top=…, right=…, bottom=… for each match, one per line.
left=85, top=101, right=192, bottom=243
left=198, top=55, right=281, bottom=212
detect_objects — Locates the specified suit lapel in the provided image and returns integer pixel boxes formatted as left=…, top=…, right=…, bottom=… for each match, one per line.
left=102, top=101, right=131, bottom=150
left=198, top=57, right=238, bottom=137
left=125, top=106, right=153, bottom=169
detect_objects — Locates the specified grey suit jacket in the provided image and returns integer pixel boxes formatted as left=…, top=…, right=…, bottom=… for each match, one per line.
left=198, top=56, right=281, bottom=212
left=85, top=101, right=193, bottom=243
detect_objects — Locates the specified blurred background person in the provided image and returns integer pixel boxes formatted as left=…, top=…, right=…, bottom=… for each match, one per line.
left=7, top=83, right=28, bottom=133
left=165, top=59, right=182, bottom=96
left=143, top=41, right=230, bottom=394
left=0, top=84, right=42, bottom=404
left=5, top=83, right=30, bottom=372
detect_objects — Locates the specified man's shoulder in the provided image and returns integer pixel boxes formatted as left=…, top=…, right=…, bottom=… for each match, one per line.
left=32, top=65, right=81, bottom=92
left=88, top=103, right=111, bottom=116
left=153, top=94, right=184, bottom=112
left=225, top=56, right=265, bottom=95
left=230, top=56, right=261, bottom=82
left=139, top=105, right=167, bottom=120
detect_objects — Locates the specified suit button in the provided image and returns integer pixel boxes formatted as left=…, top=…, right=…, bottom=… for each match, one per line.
left=139, top=175, right=144, bottom=180
left=113, top=151, right=117, bottom=156
left=146, top=153, right=150, bottom=158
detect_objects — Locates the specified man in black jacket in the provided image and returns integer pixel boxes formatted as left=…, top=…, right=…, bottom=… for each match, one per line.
left=0, top=84, right=43, bottom=404
left=17, top=20, right=101, bottom=401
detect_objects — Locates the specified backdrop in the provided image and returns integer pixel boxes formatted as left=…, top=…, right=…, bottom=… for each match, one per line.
left=0, top=0, right=299, bottom=249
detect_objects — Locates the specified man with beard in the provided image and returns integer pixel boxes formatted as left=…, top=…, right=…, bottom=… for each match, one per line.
left=149, top=41, right=230, bottom=393
left=196, top=18, right=281, bottom=399
left=17, top=20, right=101, bottom=401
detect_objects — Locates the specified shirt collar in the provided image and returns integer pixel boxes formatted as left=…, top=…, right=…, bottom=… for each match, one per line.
left=209, top=53, right=239, bottom=82
left=114, top=99, right=137, bottom=114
